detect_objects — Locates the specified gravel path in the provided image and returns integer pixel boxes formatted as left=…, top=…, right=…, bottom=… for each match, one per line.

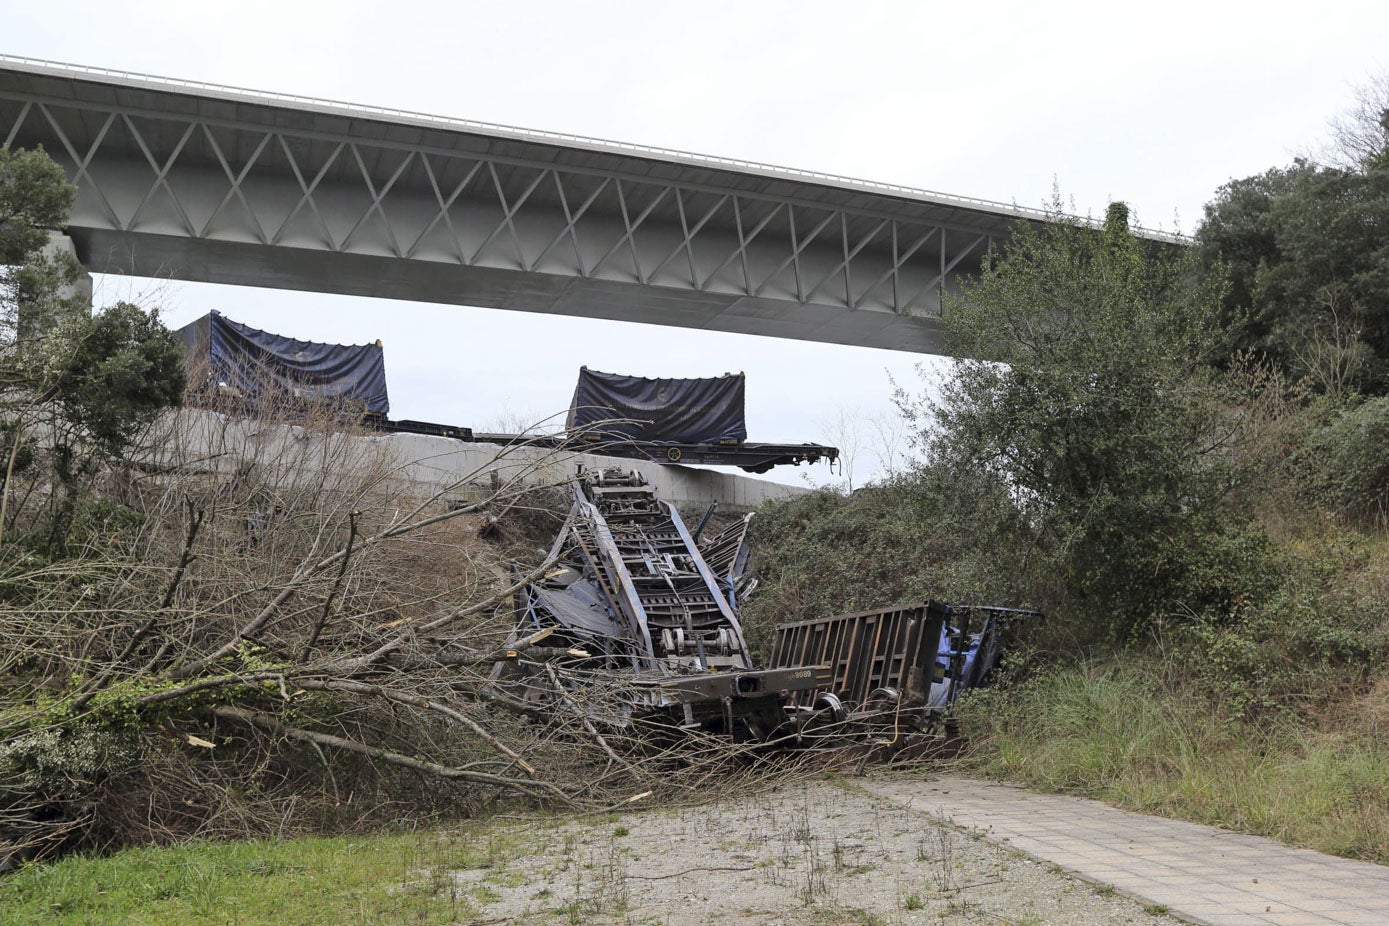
left=447, top=778, right=1179, bottom=924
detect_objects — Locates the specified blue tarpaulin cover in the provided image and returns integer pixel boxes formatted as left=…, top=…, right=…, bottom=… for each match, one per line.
left=566, top=367, right=747, bottom=443
left=177, top=310, right=390, bottom=415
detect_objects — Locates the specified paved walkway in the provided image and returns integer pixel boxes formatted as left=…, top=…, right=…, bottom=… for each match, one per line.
left=860, top=776, right=1389, bottom=926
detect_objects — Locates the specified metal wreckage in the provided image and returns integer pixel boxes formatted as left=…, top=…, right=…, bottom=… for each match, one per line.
left=170, top=311, right=1025, bottom=745
left=488, top=467, right=1037, bottom=748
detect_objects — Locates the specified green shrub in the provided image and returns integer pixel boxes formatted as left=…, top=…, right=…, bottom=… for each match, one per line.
left=1306, top=395, right=1389, bottom=526
left=1176, top=529, right=1389, bottom=716
left=0, top=724, right=140, bottom=795
left=741, top=467, right=1037, bottom=659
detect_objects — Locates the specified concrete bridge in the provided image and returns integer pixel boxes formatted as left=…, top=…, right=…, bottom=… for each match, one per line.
left=0, top=55, right=1176, bottom=355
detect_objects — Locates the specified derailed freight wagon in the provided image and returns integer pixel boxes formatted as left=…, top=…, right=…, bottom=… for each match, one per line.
left=768, top=603, right=1038, bottom=736
left=567, top=367, right=747, bottom=445
left=488, top=466, right=1035, bottom=747
left=561, top=367, right=831, bottom=472
left=487, top=467, right=831, bottom=741
left=177, top=310, right=391, bottom=416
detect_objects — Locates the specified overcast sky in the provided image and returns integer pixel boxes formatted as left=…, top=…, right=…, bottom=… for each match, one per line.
left=6, top=1, right=1387, bottom=486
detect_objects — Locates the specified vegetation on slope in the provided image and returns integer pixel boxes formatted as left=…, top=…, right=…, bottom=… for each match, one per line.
left=744, top=78, right=1389, bottom=861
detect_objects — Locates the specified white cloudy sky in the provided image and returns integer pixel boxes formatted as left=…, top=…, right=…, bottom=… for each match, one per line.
left=6, top=1, right=1387, bottom=486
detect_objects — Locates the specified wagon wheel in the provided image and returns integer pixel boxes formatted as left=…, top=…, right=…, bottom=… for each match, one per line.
left=793, top=692, right=850, bottom=747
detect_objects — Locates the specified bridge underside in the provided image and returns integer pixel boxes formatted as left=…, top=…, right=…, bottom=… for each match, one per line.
left=0, top=59, right=1038, bottom=353
left=71, top=230, right=949, bottom=349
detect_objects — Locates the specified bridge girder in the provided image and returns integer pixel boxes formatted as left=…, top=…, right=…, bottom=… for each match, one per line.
left=0, top=57, right=1172, bottom=353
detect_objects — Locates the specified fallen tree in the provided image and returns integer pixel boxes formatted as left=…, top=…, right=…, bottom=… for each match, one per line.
left=2, top=385, right=783, bottom=865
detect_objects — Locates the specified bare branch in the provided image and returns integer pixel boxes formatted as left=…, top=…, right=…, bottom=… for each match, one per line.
left=212, top=706, right=574, bottom=806
left=300, top=510, right=357, bottom=658
left=295, top=678, right=537, bottom=776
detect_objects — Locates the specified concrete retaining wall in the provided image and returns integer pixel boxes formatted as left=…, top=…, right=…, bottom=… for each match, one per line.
left=152, top=409, right=808, bottom=512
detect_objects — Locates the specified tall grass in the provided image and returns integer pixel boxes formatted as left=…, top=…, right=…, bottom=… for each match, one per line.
left=955, top=661, right=1389, bottom=863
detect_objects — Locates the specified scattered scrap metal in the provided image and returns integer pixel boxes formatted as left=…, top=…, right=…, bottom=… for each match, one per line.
left=489, top=467, right=1038, bottom=748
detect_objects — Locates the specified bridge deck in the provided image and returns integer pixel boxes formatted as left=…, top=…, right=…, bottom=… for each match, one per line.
left=0, top=55, right=1177, bottom=353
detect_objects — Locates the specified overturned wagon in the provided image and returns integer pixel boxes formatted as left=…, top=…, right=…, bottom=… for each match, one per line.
left=487, top=467, right=830, bottom=741
left=769, top=602, right=1036, bottom=736
left=489, top=467, right=1033, bottom=746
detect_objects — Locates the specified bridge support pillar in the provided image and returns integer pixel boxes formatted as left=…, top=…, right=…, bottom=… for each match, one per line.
left=46, top=231, right=93, bottom=309
left=16, top=232, right=92, bottom=338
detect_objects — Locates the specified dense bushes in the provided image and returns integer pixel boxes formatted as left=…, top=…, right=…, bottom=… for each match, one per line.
left=739, top=462, right=1041, bottom=658
left=1306, top=396, right=1389, bottom=527
left=905, top=202, right=1279, bottom=641
left=1180, top=528, right=1389, bottom=713
left=746, top=203, right=1348, bottom=655
left=1197, top=156, right=1389, bottom=396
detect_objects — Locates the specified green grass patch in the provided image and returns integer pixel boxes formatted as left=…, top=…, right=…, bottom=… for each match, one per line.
left=0, top=823, right=536, bottom=925
left=956, top=661, right=1389, bottom=864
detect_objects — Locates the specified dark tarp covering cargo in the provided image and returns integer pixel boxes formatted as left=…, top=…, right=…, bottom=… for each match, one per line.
left=177, top=310, right=389, bottom=416
left=566, top=367, right=747, bottom=443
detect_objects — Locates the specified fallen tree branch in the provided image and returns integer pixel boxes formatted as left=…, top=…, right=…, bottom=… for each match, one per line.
left=383, top=626, right=555, bottom=670
left=300, top=510, right=357, bottom=658
left=338, top=560, right=557, bottom=672
left=170, top=487, right=559, bottom=679
left=137, top=670, right=294, bottom=708
left=0, top=417, right=26, bottom=548
left=71, top=500, right=206, bottom=710
left=133, top=623, right=560, bottom=710
left=212, top=706, right=575, bottom=807
left=295, top=678, right=538, bottom=776
left=544, top=664, right=650, bottom=785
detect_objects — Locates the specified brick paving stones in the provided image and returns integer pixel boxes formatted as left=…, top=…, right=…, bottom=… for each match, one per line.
left=860, top=776, right=1389, bottom=926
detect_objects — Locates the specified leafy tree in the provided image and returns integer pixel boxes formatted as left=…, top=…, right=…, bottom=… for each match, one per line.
left=1197, top=153, right=1389, bottom=396
left=0, top=147, right=74, bottom=260
left=1, top=146, right=185, bottom=553
left=903, top=201, right=1264, bottom=638
left=0, top=145, right=82, bottom=340
left=43, top=303, right=187, bottom=455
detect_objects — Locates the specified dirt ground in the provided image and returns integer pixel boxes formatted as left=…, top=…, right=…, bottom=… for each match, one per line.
left=444, top=776, right=1179, bottom=925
